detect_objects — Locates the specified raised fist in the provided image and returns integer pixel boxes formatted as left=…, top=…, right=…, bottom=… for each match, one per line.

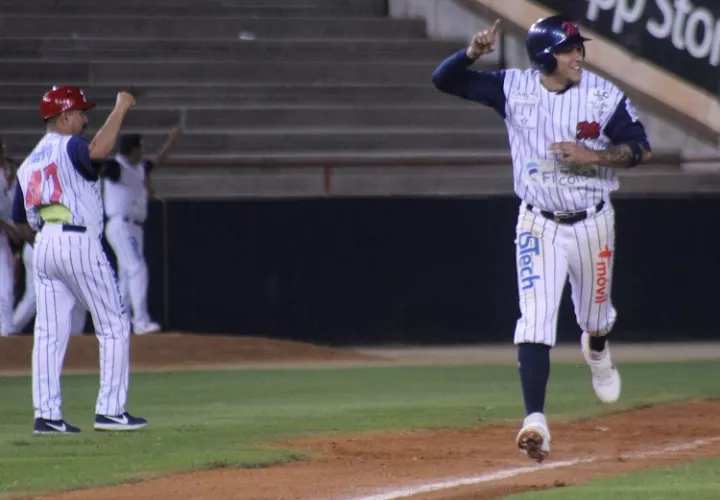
left=116, top=89, right=137, bottom=111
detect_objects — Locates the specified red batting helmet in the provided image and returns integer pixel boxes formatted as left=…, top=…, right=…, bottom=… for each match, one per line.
left=40, top=86, right=96, bottom=120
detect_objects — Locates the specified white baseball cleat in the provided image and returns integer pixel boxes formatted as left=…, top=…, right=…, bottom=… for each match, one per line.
left=134, top=322, right=161, bottom=335
left=581, top=332, right=621, bottom=403
left=516, top=412, right=550, bottom=463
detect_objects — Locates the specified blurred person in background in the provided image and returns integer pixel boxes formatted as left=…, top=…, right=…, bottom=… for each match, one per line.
left=0, top=139, right=20, bottom=336
left=102, top=126, right=182, bottom=335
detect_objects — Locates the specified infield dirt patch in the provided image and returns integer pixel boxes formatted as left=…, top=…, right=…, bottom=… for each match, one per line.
left=0, top=332, right=384, bottom=374
left=5, top=334, right=718, bottom=500
left=32, top=400, right=720, bottom=500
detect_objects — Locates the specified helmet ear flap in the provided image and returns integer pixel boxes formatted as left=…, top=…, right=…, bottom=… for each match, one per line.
left=534, top=51, right=557, bottom=74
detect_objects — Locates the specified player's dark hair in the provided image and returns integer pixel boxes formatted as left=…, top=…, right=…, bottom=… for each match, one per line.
left=118, top=134, right=143, bottom=155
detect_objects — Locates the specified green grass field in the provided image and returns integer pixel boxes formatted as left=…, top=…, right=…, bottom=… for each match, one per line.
left=1, top=360, right=719, bottom=498
left=509, top=457, right=720, bottom=499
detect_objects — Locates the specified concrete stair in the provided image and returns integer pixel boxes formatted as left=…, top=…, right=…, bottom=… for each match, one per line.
left=0, top=60, right=449, bottom=85
left=0, top=0, right=509, bottom=180
left=0, top=15, right=427, bottom=39
left=1, top=105, right=495, bottom=129
left=1, top=129, right=508, bottom=155
left=0, top=39, right=462, bottom=62
left=0, top=83, right=456, bottom=105
left=0, top=5, right=385, bottom=16
left=0, top=0, right=386, bottom=8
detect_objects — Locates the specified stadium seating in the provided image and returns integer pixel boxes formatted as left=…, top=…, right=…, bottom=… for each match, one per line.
left=0, top=0, right=510, bottom=166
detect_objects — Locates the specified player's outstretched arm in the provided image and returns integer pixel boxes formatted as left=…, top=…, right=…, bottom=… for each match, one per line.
left=431, top=20, right=506, bottom=115
left=153, top=124, right=183, bottom=166
left=432, top=20, right=500, bottom=95
left=88, top=90, right=136, bottom=162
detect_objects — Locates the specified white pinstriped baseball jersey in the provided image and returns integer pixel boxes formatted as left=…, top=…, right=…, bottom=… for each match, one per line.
left=431, top=50, right=649, bottom=214
left=103, top=153, right=149, bottom=222
left=13, top=130, right=133, bottom=422
left=17, top=133, right=104, bottom=231
left=504, top=68, right=624, bottom=212
left=432, top=48, right=651, bottom=347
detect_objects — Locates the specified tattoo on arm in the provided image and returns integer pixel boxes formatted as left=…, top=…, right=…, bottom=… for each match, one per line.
left=595, top=144, right=651, bottom=167
left=596, top=144, right=632, bottom=166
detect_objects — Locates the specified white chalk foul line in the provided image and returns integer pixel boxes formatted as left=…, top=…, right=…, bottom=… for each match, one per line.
left=621, top=437, right=720, bottom=460
left=344, top=458, right=593, bottom=500
left=342, top=437, right=720, bottom=500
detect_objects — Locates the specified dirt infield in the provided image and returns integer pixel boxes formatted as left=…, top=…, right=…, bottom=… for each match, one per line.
left=35, top=401, right=720, bottom=500
left=0, top=333, right=384, bottom=374
left=7, top=333, right=720, bottom=500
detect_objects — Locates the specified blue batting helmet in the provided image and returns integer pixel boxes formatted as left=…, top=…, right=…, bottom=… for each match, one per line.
left=526, top=15, right=590, bottom=74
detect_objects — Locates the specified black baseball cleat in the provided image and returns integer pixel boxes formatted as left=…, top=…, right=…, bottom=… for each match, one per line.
left=33, top=418, right=81, bottom=434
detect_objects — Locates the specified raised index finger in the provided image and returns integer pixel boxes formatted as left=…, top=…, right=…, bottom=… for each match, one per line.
left=490, top=19, right=501, bottom=36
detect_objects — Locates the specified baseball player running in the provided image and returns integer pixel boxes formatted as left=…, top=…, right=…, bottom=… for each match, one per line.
left=12, top=241, right=88, bottom=335
left=11, top=85, right=147, bottom=434
left=432, top=15, right=652, bottom=462
left=103, top=127, right=181, bottom=335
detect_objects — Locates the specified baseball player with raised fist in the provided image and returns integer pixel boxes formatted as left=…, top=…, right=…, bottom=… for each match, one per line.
left=11, top=85, right=147, bottom=434
left=103, top=126, right=181, bottom=335
left=432, top=15, right=652, bottom=462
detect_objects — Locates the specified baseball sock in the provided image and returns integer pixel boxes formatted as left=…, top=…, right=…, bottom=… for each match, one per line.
left=518, top=343, right=551, bottom=416
left=588, top=333, right=607, bottom=353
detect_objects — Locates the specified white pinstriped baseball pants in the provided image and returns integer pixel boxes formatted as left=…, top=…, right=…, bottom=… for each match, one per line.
left=513, top=201, right=617, bottom=346
left=0, top=233, right=15, bottom=335
left=32, top=224, right=132, bottom=420
left=105, top=216, right=152, bottom=329
left=13, top=242, right=87, bottom=334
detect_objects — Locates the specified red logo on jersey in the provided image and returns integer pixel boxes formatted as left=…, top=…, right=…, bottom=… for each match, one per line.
left=562, top=21, right=580, bottom=36
left=576, top=121, right=600, bottom=140
left=595, top=245, right=613, bottom=304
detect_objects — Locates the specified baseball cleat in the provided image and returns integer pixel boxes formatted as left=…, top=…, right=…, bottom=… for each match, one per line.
left=133, top=322, right=161, bottom=335
left=94, top=412, right=147, bottom=431
left=516, top=412, right=550, bottom=463
left=33, top=418, right=81, bottom=434
left=581, top=332, right=621, bottom=403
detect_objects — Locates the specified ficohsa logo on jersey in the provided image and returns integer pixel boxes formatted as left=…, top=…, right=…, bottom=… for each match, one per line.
left=524, top=160, right=598, bottom=188
left=517, top=231, right=541, bottom=290
left=587, top=0, right=720, bottom=67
